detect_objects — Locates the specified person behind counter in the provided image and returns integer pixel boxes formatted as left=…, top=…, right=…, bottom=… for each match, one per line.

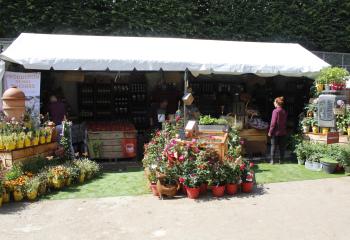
left=48, top=95, right=66, bottom=126
left=150, top=99, right=168, bottom=129
left=268, top=96, right=288, bottom=164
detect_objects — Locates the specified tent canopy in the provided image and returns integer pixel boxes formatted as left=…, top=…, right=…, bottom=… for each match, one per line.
left=0, top=33, right=329, bottom=79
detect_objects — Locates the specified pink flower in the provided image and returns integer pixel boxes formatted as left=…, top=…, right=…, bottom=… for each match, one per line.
left=179, top=177, right=185, bottom=183
left=194, top=147, right=200, bottom=153
left=240, top=164, right=246, bottom=171
left=191, top=139, right=197, bottom=143
left=249, top=162, right=254, bottom=168
left=179, top=155, right=185, bottom=162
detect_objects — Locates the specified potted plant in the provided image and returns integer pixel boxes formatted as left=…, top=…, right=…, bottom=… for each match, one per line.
left=223, top=161, right=240, bottom=195
left=33, top=130, right=40, bottom=146
left=25, top=176, right=40, bottom=201
left=17, top=132, right=25, bottom=149
left=310, top=119, right=319, bottom=134
left=198, top=115, right=228, bottom=132
left=46, top=128, right=52, bottom=143
left=294, top=141, right=309, bottom=165
left=181, top=173, right=201, bottom=199
left=39, top=128, right=47, bottom=144
left=317, top=67, right=349, bottom=91
left=240, top=162, right=254, bottom=193
left=301, top=117, right=311, bottom=133
left=25, top=131, right=33, bottom=147
left=320, top=157, right=338, bottom=174
left=37, top=171, right=48, bottom=196
left=210, top=163, right=226, bottom=197
left=315, top=77, right=325, bottom=93
left=12, top=176, right=27, bottom=202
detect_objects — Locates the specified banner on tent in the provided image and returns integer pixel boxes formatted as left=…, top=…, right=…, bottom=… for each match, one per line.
left=3, top=71, right=41, bottom=119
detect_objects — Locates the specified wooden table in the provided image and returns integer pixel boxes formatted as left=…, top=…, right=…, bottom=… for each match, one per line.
left=239, top=129, right=268, bottom=155
left=303, top=133, right=350, bottom=145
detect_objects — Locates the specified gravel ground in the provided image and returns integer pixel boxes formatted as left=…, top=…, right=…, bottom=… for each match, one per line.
left=1, top=177, right=350, bottom=240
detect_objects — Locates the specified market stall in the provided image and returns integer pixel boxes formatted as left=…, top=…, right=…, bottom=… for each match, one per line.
left=0, top=33, right=330, bottom=161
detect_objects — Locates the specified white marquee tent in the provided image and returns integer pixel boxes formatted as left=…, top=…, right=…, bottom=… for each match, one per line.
left=0, top=33, right=329, bottom=79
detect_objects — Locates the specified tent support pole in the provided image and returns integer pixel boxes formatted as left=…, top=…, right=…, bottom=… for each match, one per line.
left=183, top=69, right=188, bottom=128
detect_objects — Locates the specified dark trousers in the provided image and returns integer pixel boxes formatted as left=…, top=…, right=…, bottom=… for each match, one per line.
left=271, top=135, right=287, bottom=162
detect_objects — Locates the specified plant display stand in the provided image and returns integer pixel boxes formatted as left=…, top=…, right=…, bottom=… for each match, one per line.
left=303, top=133, right=350, bottom=145
left=239, top=129, right=267, bottom=155
left=0, top=142, right=58, bottom=168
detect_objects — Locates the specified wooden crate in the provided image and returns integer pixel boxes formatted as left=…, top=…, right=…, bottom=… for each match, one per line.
left=239, top=128, right=267, bottom=155
left=0, top=142, right=58, bottom=168
left=197, top=131, right=228, bottom=161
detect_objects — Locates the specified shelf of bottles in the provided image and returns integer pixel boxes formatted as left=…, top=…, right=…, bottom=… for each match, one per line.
left=79, top=82, right=95, bottom=120
left=129, top=81, right=149, bottom=129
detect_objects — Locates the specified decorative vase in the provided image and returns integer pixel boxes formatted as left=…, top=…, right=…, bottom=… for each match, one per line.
left=2, top=192, right=10, bottom=203
left=40, top=136, right=46, bottom=144
left=226, top=183, right=238, bottom=195
left=24, top=138, right=31, bottom=147
left=150, top=183, right=159, bottom=196
left=241, top=182, right=254, bottom=193
left=302, top=125, right=310, bottom=133
left=27, top=190, right=38, bottom=201
left=321, top=128, right=329, bottom=135
left=316, top=83, right=324, bottom=93
left=79, top=173, right=85, bottom=184
left=199, top=183, right=208, bottom=194
left=13, top=190, right=23, bottom=202
left=312, top=126, right=319, bottom=134
left=212, top=185, right=225, bottom=197
left=1, top=86, right=26, bottom=120
left=186, top=187, right=200, bottom=199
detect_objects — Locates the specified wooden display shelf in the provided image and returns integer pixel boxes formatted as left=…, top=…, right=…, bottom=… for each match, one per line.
left=303, top=133, right=350, bottom=144
left=0, top=142, right=58, bottom=168
left=239, top=128, right=268, bottom=155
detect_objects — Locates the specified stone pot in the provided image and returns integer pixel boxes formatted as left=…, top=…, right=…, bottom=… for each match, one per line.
left=2, top=86, right=25, bottom=120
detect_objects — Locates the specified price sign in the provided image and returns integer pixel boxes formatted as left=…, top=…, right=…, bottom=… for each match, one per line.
left=318, top=94, right=336, bottom=127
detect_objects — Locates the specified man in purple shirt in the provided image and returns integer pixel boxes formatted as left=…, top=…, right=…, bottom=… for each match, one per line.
left=268, top=97, right=288, bottom=164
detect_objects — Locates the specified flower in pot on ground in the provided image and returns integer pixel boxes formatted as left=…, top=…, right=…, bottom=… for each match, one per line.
left=240, top=160, right=254, bottom=193
left=64, top=163, right=80, bottom=186
left=209, top=162, right=227, bottom=197
left=37, top=171, right=49, bottom=196
left=181, top=173, right=201, bottom=199
left=222, top=161, right=240, bottom=195
left=49, top=165, right=68, bottom=189
left=25, top=176, right=40, bottom=201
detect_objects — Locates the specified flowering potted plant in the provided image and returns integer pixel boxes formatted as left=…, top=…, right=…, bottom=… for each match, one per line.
left=25, top=176, right=40, bottom=201
left=223, top=160, right=240, bottom=195
left=317, top=67, right=349, bottom=91
left=180, top=173, right=201, bottom=199
left=33, top=130, right=40, bottom=146
left=17, top=132, right=25, bottom=149
left=209, top=162, right=227, bottom=197
left=39, top=128, right=47, bottom=144
left=240, top=161, right=255, bottom=193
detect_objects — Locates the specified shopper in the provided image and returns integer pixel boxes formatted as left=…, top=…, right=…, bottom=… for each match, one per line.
left=149, top=99, right=168, bottom=129
left=268, top=96, right=288, bottom=164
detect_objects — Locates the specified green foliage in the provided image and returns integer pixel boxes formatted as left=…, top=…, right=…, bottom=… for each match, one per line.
left=25, top=176, right=40, bottom=193
left=0, top=1, right=350, bottom=52
left=199, top=115, right=227, bottom=125
left=5, top=164, right=23, bottom=181
left=316, top=67, right=349, bottom=84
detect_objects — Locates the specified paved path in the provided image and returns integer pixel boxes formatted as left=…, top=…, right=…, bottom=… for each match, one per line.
left=1, top=177, right=350, bottom=240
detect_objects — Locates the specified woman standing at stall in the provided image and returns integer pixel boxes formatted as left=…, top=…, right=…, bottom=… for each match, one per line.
left=268, top=97, right=287, bottom=164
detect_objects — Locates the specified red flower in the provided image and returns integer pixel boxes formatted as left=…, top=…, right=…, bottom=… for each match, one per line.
left=249, top=162, right=254, bottom=168
left=179, top=177, right=185, bottom=183
left=240, top=164, right=246, bottom=171
left=179, top=155, right=185, bottom=162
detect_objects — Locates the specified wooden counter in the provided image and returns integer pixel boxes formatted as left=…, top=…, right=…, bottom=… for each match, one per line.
left=239, top=129, right=268, bottom=155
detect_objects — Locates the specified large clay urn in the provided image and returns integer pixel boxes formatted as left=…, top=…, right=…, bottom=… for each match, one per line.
left=2, top=86, right=26, bottom=120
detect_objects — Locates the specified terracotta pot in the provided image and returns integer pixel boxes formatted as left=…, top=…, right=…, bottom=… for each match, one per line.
left=241, top=182, right=254, bottom=193
left=186, top=187, right=200, bottom=199
left=199, top=183, right=208, bottom=194
left=150, top=183, right=159, bottom=196
left=2, top=86, right=26, bottom=120
left=226, top=183, right=238, bottom=195
left=212, top=185, right=225, bottom=197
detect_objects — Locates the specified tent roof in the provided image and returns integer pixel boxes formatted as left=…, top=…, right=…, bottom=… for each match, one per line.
left=0, top=33, right=329, bottom=78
